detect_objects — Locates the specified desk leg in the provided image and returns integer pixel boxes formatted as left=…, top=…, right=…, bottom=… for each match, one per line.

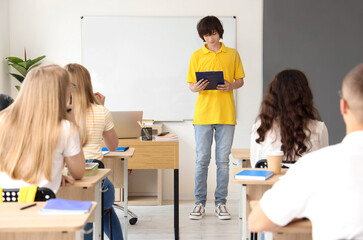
left=75, top=230, right=83, bottom=240
left=242, top=184, right=247, bottom=240
left=174, top=169, right=179, bottom=240
left=239, top=184, right=243, bottom=239
left=101, top=183, right=104, bottom=240
left=123, top=157, right=128, bottom=240
left=94, top=182, right=102, bottom=240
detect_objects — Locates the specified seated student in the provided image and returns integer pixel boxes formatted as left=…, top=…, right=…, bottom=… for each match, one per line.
left=248, top=63, right=363, bottom=239
left=250, top=69, right=329, bottom=168
left=0, top=65, right=85, bottom=194
left=0, top=94, right=14, bottom=111
left=65, top=63, right=122, bottom=240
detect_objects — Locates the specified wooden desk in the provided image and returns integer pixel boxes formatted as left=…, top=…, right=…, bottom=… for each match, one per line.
left=250, top=201, right=312, bottom=240
left=104, top=139, right=179, bottom=205
left=0, top=201, right=96, bottom=240
left=231, top=148, right=251, bottom=168
left=57, top=169, right=111, bottom=240
left=232, top=168, right=286, bottom=240
left=104, top=140, right=180, bottom=240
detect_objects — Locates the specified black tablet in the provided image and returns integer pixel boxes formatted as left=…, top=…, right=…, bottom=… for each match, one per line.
left=196, top=71, right=224, bottom=90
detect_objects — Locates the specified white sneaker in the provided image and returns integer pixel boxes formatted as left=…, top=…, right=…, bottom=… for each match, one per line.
left=189, top=203, right=205, bottom=220
left=215, top=203, right=231, bottom=220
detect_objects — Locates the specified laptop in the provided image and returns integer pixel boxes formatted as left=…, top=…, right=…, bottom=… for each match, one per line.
left=111, top=111, right=143, bottom=139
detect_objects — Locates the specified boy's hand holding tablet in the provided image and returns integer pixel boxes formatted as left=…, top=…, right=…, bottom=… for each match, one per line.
left=196, top=71, right=225, bottom=91
left=216, top=80, right=233, bottom=91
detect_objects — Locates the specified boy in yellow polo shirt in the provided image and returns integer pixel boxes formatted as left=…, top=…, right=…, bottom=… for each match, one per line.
left=187, top=16, right=245, bottom=220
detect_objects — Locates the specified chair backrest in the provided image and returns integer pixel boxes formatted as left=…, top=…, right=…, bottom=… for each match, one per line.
left=255, top=159, right=268, bottom=168
left=91, top=159, right=104, bottom=169
left=2, top=187, right=55, bottom=202
left=0, top=94, right=14, bottom=111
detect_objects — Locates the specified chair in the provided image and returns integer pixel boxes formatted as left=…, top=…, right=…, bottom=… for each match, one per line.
left=255, top=159, right=290, bottom=169
left=1, top=187, right=55, bottom=202
left=255, top=159, right=268, bottom=169
left=0, top=94, right=14, bottom=111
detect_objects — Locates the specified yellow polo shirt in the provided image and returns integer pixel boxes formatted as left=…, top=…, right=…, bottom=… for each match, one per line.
left=187, top=42, right=245, bottom=125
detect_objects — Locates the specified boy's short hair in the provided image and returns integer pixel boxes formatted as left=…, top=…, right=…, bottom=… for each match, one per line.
left=197, top=16, right=224, bottom=41
left=342, top=63, right=363, bottom=123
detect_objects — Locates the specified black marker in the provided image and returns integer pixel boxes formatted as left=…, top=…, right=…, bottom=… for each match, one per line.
left=20, top=203, right=37, bottom=210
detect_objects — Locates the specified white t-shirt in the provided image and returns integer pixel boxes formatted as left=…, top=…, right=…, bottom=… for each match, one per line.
left=250, top=119, right=329, bottom=168
left=260, top=131, right=363, bottom=240
left=0, top=120, right=81, bottom=193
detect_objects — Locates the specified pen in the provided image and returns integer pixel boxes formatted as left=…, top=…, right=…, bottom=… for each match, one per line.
left=143, top=128, right=151, bottom=139
left=20, top=203, right=37, bottom=210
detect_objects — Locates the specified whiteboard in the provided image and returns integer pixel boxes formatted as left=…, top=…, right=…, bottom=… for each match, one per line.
left=81, top=16, right=236, bottom=121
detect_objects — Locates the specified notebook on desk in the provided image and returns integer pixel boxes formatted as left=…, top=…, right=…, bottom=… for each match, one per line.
left=111, top=111, right=143, bottom=138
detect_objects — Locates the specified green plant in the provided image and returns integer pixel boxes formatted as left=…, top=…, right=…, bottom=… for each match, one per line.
left=6, top=49, right=46, bottom=90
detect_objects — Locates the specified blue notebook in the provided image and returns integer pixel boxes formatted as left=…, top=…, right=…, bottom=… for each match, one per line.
left=102, top=147, right=129, bottom=155
left=234, top=170, right=274, bottom=181
left=196, top=71, right=224, bottom=90
left=39, top=199, right=92, bottom=215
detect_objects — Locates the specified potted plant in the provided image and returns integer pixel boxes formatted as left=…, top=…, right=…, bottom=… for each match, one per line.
left=5, top=49, right=46, bottom=90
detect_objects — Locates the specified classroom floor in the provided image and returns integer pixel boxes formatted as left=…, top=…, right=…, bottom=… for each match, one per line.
left=112, top=200, right=240, bottom=240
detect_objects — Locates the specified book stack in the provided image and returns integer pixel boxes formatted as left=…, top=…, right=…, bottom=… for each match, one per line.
left=39, top=199, right=92, bottom=215
left=142, top=119, right=154, bottom=126
left=65, top=162, right=99, bottom=176
left=102, top=147, right=129, bottom=155
left=234, top=169, right=273, bottom=181
left=85, top=163, right=99, bottom=176
left=154, top=133, right=178, bottom=141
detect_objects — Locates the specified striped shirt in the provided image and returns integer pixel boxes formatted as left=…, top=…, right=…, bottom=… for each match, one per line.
left=83, top=104, right=114, bottom=160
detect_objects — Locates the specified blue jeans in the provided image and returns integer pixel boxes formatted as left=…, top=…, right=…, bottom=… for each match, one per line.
left=84, top=177, right=123, bottom=240
left=194, top=124, right=235, bottom=206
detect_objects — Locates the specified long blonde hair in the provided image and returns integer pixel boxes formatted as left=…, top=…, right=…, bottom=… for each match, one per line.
left=64, top=63, right=100, bottom=145
left=0, top=65, right=70, bottom=183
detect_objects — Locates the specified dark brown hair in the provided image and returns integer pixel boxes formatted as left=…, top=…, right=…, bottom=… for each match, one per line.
left=256, top=69, right=321, bottom=163
left=197, top=16, right=224, bottom=41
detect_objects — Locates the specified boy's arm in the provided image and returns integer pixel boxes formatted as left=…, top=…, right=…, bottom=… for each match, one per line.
left=216, top=78, right=244, bottom=91
left=248, top=202, right=282, bottom=233
left=233, top=78, right=244, bottom=89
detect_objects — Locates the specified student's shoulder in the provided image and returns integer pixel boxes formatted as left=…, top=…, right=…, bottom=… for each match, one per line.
left=191, top=47, right=206, bottom=57
left=251, top=119, right=261, bottom=131
left=60, top=119, right=73, bottom=134
left=224, top=46, right=240, bottom=58
left=224, top=45, right=238, bottom=52
left=91, top=104, right=110, bottom=113
left=298, top=141, right=341, bottom=166
left=309, top=120, right=327, bottom=132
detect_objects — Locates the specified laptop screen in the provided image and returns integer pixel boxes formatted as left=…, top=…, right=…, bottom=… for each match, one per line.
left=111, top=111, right=143, bottom=139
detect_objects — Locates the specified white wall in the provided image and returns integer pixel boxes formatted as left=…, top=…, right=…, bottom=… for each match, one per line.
left=0, top=0, right=11, bottom=94
left=8, top=0, right=263, bottom=201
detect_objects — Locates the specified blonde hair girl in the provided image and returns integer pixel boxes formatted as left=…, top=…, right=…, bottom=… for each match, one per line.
left=64, top=63, right=118, bottom=155
left=64, top=64, right=100, bottom=145
left=0, top=65, right=85, bottom=193
left=65, top=63, right=121, bottom=240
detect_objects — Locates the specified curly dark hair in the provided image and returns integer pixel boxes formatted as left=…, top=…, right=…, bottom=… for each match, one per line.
left=256, top=69, right=321, bottom=163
